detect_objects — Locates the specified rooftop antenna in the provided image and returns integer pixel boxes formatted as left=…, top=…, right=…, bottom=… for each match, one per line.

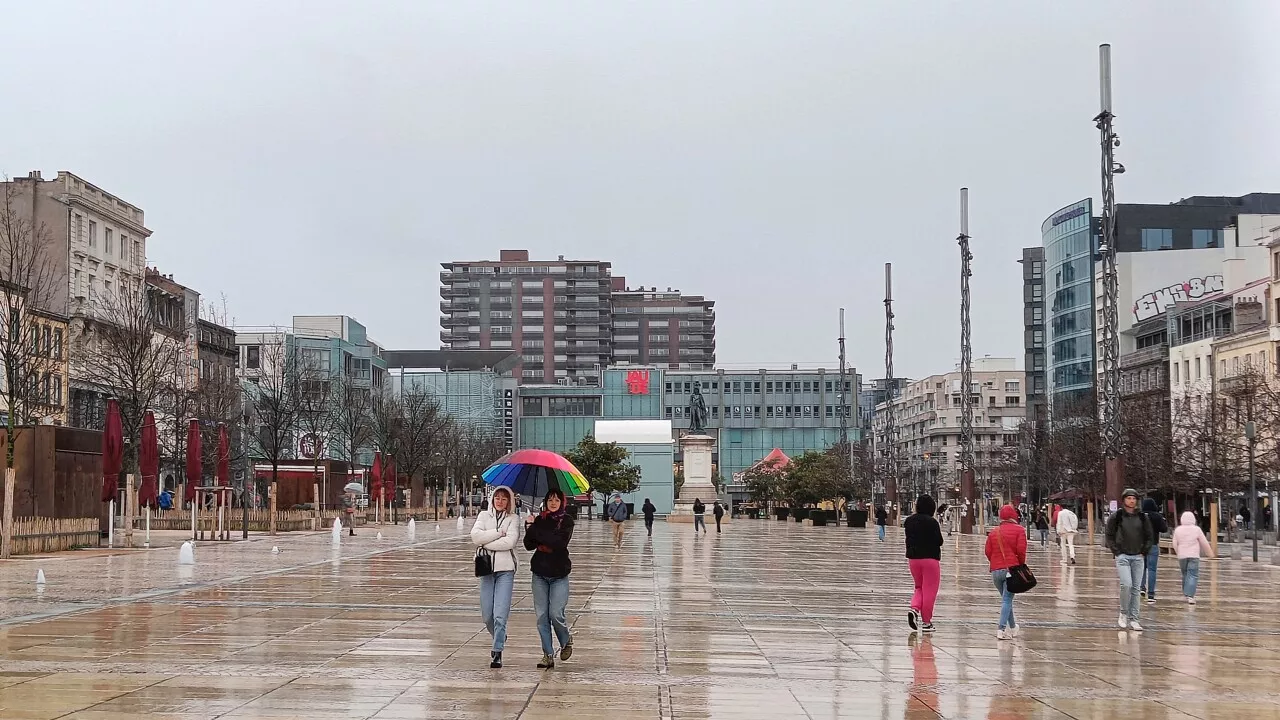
left=883, top=264, right=897, bottom=516
left=959, top=188, right=977, bottom=534
left=1096, top=44, right=1125, bottom=507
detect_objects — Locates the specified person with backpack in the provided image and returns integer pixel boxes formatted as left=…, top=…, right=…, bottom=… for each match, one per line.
left=1034, top=511, right=1050, bottom=547
left=1139, top=497, right=1169, bottom=604
left=713, top=501, right=725, bottom=534
left=1105, top=488, right=1155, bottom=631
left=904, top=495, right=943, bottom=633
left=1171, top=511, right=1212, bottom=604
left=692, top=498, right=707, bottom=534
left=606, top=493, right=628, bottom=549
left=524, top=488, right=575, bottom=669
left=875, top=504, right=888, bottom=542
left=642, top=498, right=657, bottom=537
left=470, top=486, right=520, bottom=668
left=984, top=504, right=1027, bottom=641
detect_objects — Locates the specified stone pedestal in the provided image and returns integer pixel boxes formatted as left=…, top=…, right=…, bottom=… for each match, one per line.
left=668, top=434, right=718, bottom=523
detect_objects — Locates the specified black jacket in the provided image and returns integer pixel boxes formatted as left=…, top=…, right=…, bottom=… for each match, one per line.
left=523, top=513, right=575, bottom=579
left=1105, top=508, right=1154, bottom=557
left=692, top=501, right=705, bottom=515
left=903, top=513, right=943, bottom=560
left=642, top=501, right=656, bottom=520
left=1142, top=498, right=1169, bottom=535
left=713, top=503, right=724, bottom=518
left=875, top=507, right=888, bottom=526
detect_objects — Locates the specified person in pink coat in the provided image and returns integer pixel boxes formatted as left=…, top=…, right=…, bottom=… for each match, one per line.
left=1170, top=511, right=1212, bottom=605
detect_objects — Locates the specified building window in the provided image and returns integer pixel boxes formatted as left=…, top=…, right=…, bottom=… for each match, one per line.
left=711, top=406, right=719, bottom=419
left=683, top=382, right=691, bottom=393
left=665, top=382, right=672, bottom=394
left=1004, top=381, right=1020, bottom=393
left=765, top=381, right=773, bottom=393
left=88, top=220, right=97, bottom=248
left=1172, top=361, right=1179, bottom=385
left=1194, top=357, right=1201, bottom=380
left=784, top=382, right=792, bottom=393
left=766, top=406, right=775, bottom=418
left=665, top=406, right=673, bottom=418
left=1140, top=228, right=1173, bottom=251
left=825, top=405, right=833, bottom=418
left=246, top=345, right=261, bottom=370
left=547, top=397, right=601, bottom=416
left=1191, top=229, right=1222, bottom=249
left=53, top=328, right=63, bottom=359
left=1005, top=396, right=1020, bottom=406
left=104, top=228, right=113, bottom=255
left=522, top=397, right=543, bottom=417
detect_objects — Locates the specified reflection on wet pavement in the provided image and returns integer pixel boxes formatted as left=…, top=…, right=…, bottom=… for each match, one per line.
left=0, top=520, right=1278, bottom=718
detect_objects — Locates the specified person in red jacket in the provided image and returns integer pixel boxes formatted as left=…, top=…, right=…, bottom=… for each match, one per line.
left=984, top=504, right=1027, bottom=641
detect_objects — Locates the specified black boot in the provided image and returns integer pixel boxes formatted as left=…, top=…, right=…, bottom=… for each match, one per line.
left=490, top=651, right=502, bottom=668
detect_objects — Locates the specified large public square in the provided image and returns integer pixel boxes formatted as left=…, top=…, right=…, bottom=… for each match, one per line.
left=0, top=519, right=1276, bottom=719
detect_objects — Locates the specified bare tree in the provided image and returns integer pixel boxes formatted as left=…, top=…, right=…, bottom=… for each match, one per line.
left=392, top=388, right=449, bottom=516
left=293, top=355, right=336, bottom=507
left=330, top=372, right=373, bottom=488
left=369, top=386, right=402, bottom=508
left=0, top=181, right=64, bottom=476
left=243, top=333, right=303, bottom=499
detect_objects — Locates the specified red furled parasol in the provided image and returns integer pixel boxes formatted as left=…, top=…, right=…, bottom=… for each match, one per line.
left=382, top=455, right=396, bottom=504
left=101, top=399, right=123, bottom=503
left=370, top=452, right=383, bottom=506
left=216, top=423, right=230, bottom=507
left=138, top=410, right=159, bottom=508
left=185, top=418, right=201, bottom=503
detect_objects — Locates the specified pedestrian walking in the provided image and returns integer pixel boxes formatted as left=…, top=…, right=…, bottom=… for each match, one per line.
left=713, top=501, right=725, bottom=534
left=642, top=498, right=657, bottom=537
left=1139, top=498, right=1169, bottom=604
left=524, top=488, right=575, bottom=669
left=1105, top=488, right=1155, bottom=631
left=985, top=505, right=1026, bottom=640
left=1055, top=505, right=1078, bottom=565
left=342, top=490, right=357, bottom=536
left=606, top=493, right=628, bottom=549
left=692, top=498, right=707, bottom=534
left=875, top=504, right=888, bottom=542
left=471, top=486, right=519, bottom=669
left=904, top=495, right=943, bottom=633
left=1171, top=511, right=1212, bottom=605
left=1035, top=512, right=1049, bottom=547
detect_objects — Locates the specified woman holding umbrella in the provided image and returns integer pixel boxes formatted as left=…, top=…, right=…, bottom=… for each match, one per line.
left=524, top=488, right=575, bottom=669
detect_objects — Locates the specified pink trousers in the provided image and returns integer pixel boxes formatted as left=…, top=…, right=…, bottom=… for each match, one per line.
left=909, top=558, right=941, bottom=623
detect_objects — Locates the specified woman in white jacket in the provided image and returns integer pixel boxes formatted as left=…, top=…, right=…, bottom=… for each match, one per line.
left=471, top=486, right=520, bottom=668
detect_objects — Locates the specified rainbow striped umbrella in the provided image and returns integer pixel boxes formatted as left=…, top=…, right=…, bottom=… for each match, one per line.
left=482, top=449, right=591, bottom=497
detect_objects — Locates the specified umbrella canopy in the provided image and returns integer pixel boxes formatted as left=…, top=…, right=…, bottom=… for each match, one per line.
left=185, top=418, right=201, bottom=503
left=138, top=410, right=159, bottom=508
left=216, top=424, right=230, bottom=506
left=382, top=456, right=396, bottom=503
left=482, top=448, right=590, bottom=497
left=100, top=399, right=123, bottom=503
left=370, top=452, right=383, bottom=504
left=344, top=482, right=364, bottom=494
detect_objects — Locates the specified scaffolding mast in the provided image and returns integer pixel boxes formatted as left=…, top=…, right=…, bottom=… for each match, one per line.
left=1096, top=44, right=1125, bottom=500
left=838, top=308, right=852, bottom=481
left=959, top=188, right=975, bottom=475
left=883, top=264, right=897, bottom=507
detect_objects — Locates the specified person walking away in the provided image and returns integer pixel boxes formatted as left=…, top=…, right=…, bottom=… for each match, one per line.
left=713, top=501, right=725, bottom=534
left=1105, top=488, right=1155, bottom=631
left=342, top=490, right=357, bottom=536
left=984, top=504, right=1027, bottom=640
left=1171, top=511, right=1211, bottom=604
left=875, top=504, right=888, bottom=542
left=904, top=495, right=944, bottom=633
left=1056, top=505, right=1079, bottom=565
left=642, top=498, right=657, bottom=537
left=1139, top=498, right=1169, bottom=604
left=1035, top=512, right=1049, bottom=547
left=692, top=499, right=707, bottom=534
left=525, top=488, right=575, bottom=668
left=471, top=487, right=519, bottom=668
left=606, top=493, right=628, bottom=549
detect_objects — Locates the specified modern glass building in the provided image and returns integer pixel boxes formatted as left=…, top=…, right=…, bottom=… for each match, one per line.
left=1042, top=199, right=1096, bottom=416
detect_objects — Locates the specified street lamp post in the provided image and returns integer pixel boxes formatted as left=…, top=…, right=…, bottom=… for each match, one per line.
left=1246, top=420, right=1258, bottom=562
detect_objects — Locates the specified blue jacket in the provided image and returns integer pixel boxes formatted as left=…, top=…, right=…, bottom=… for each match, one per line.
left=607, top=500, right=628, bottom=522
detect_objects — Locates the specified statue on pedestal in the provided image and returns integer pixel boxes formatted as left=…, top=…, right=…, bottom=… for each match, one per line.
left=687, top=382, right=708, bottom=434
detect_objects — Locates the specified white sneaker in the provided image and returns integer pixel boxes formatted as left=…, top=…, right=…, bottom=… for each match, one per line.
left=1146, top=597, right=1156, bottom=605
left=1006, top=623, right=1018, bottom=638
left=996, top=629, right=1008, bottom=641
left=1128, top=620, right=1143, bottom=632
left=1118, top=614, right=1128, bottom=629
left=1187, top=596, right=1196, bottom=605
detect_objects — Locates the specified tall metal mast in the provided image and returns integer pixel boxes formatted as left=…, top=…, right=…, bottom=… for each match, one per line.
left=838, top=308, right=849, bottom=450
left=958, top=189, right=977, bottom=532
left=883, top=264, right=897, bottom=511
left=1096, top=43, right=1125, bottom=502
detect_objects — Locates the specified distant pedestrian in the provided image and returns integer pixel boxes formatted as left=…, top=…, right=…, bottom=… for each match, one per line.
left=524, top=488, right=575, bottom=669
left=606, top=493, right=628, bottom=548
left=1171, top=511, right=1212, bottom=605
left=904, top=495, right=943, bottom=633
left=471, top=487, right=519, bottom=668
left=1035, top=512, right=1049, bottom=547
left=875, top=504, right=888, bottom=542
left=342, top=491, right=356, bottom=536
left=1241, top=505, right=1252, bottom=530
left=642, top=498, right=657, bottom=537
left=1055, top=506, right=1078, bottom=565
left=1105, top=488, right=1154, bottom=631
left=985, top=504, right=1026, bottom=641
left=713, top=501, right=725, bottom=533
left=1139, top=498, right=1169, bottom=604
left=693, top=498, right=707, bottom=534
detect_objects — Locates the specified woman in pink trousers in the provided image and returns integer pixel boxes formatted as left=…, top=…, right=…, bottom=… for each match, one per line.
left=904, top=495, right=943, bottom=633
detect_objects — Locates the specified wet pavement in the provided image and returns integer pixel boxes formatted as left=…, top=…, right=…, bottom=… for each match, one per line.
left=0, top=518, right=1279, bottom=718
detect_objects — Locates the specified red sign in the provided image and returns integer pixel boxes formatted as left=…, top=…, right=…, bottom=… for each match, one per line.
left=625, top=370, right=650, bottom=395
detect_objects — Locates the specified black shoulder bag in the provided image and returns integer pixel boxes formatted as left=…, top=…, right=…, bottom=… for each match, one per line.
left=994, top=526, right=1037, bottom=594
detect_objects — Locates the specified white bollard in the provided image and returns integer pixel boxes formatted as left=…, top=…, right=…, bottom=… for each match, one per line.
left=376, top=532, right=383, bottom=541
left=178, top=541, right=195, bottom=565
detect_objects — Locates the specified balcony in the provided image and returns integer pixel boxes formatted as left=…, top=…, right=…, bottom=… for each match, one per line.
left=1119, top=343, right=1169, bottom=370
left=441, top=286, right=471, bottom=298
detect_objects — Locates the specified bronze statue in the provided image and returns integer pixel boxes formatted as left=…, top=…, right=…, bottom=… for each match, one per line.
left=688, top=382, right=708, bottom=434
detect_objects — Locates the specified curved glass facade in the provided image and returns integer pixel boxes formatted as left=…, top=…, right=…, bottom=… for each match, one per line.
left=1042, top=199, right=1095, bottom=414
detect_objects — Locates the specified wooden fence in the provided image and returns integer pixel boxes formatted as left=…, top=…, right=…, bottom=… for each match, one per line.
left=10, top=517, right=99, bottom=556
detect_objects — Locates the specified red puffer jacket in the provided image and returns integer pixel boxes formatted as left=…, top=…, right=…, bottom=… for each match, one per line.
left=985, top=506, right=1028, bottom=572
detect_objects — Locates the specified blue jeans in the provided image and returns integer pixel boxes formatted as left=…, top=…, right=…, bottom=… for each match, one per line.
left=1139, top=545, right=1160, bottom=598
left=694, top=515, right=706, bottom=532
left=479, top=570, right=514, bottom=652
left=878, top=524, right=886, bottom=541
left=991, top=570, right=1016, bottom=630
left=1179, top=558, right=1200, bottom=598
left=1115, top=554, right=1145, bottom=620
left=531, top=574, right=571, bottom=656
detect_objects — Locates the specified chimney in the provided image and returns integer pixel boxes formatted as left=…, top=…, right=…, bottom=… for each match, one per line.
left=27, top=170, right=42, bottom=180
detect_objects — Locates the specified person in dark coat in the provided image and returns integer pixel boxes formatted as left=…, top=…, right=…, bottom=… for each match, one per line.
left=1139, top=497, right=1169, bottom=603
left=713, top=501, right=725, bottom=533
left=904, top=495, right=943, bottom=633
left=1106, top=488, right=1155, bottom=631
left=642, top=498, right=657, bottom=537
left=524, top=488, right=575, bottom=668
left=875, top=504, right=888, bottom=542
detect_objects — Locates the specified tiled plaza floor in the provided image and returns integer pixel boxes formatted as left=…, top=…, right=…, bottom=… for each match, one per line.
left=0, top=518, right=1278, bottom=718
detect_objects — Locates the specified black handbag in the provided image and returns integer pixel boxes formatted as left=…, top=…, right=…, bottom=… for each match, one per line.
left=994, top=526, right=1037, bottom=593
left=474, top=547, right=494, bottom=577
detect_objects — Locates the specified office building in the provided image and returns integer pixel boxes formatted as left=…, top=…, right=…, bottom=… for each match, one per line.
left=1019, top=247, right=1047, bottom=426
left=384, top=349, right=519, bottom=451
left=610, top=278, right=715, bottom=369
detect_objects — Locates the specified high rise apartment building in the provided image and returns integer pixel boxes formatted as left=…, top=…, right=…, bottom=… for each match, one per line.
left=1019, top=247, right=1046, bottom=426
left=440, top=250, right=715, bottom=383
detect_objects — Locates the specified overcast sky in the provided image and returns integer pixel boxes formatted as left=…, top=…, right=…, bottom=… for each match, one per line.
left=3, top=2, right=1278, bottom=379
